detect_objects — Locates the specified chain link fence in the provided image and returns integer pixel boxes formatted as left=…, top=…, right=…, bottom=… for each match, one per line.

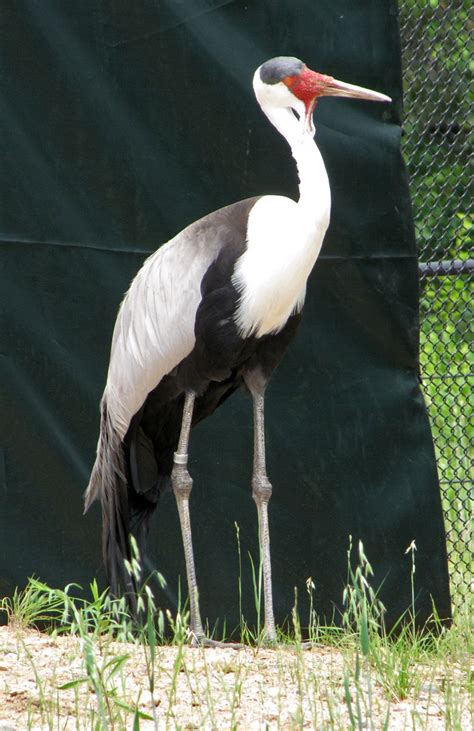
left=398, top=0, right=472, bottom=610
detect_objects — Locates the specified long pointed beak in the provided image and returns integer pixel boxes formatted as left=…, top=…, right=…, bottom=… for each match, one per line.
left=290, top=68, right=391, bottom=136
left=322, top=78, right=391, bottom=103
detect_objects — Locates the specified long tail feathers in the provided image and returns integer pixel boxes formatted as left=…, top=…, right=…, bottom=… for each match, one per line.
left=84, top=400, right=137, bottom=602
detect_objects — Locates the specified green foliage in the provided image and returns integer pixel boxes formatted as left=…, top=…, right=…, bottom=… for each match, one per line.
left=0, top=576, right=65, bottom=630
left=1, top=543, right=473, bottom=729
left=419, top=273, right=473, bottom=597
left=342, top=539, right=386, bottom=658
left=399, top=0, right=473, bottom=607
left=399, top=0, right=472, bottom=261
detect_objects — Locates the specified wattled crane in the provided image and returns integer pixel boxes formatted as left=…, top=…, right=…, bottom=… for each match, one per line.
left=85, top=56, right=390, bottom=643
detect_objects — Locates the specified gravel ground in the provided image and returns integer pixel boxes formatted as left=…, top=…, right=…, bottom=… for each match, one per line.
left=0, top=625, right=470, bottom=729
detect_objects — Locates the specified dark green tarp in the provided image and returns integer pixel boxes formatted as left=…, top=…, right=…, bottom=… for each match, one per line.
left=0, top=0, right=451, bottom=630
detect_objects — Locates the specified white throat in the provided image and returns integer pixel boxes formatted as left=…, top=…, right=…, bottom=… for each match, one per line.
left=261, top=104, right=331, bottom=217
left=232, top=92, right=331, bottom=339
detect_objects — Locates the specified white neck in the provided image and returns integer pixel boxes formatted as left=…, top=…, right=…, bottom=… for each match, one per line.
left=231, top=97, right=332, bottom=339
left=259, top=105, right=331, bottom=221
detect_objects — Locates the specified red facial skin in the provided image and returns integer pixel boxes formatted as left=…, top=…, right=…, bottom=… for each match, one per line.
left=283, top=68, right=334, bottom=130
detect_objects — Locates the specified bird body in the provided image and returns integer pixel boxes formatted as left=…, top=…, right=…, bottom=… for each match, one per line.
left=85, top=56, right=390, bottom=641
left=102, top=200, right=249, bottom=441
left=233, top=191, right=328, bottom=338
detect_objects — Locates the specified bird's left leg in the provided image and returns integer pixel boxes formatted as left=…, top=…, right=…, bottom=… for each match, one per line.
left=245, top=372, right=277, bottom=643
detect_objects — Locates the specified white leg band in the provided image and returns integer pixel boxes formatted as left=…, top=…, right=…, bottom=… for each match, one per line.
left=174, top=451, right=188, bottom=465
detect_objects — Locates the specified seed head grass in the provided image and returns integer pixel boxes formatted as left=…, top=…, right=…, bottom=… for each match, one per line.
left=0, top=537, right=471, bottom=729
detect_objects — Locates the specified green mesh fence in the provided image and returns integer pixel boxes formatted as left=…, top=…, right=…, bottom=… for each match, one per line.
left=399, top=0, right=473, bottom=609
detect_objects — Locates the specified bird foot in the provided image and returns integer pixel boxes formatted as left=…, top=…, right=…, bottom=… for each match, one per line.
left=298, top=640, right=324, bottom=651
left=188, top=632, right=243, bottom=649
left=259, top=639, right=278, bottom=649
left=258, top=633, right=278, bottom=648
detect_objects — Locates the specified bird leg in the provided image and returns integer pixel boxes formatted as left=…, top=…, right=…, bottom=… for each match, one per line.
left=171, top=391, right=243, bottom=650
left=248, top=379, right=277, bottom=643
left=171, top=391, right=205, bottom=641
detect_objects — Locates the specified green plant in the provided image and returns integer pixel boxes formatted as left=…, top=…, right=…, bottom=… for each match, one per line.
left=1, top=560, right=472, bottom=729
left=0, top=576, right=65, bottom=630
left=342, top=539, right=387, bottom=653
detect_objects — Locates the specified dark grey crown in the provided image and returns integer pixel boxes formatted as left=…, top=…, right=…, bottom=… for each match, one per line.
left=259, top=56, right=304, bottom=85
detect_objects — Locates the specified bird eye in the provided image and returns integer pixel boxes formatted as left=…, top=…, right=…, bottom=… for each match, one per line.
left=282, top=75, right=297, bottom=88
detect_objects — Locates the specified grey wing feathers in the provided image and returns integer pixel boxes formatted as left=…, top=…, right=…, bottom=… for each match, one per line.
left=84, top=215, right=227, bottom=508
left=107, top=220, right=228, bottom=439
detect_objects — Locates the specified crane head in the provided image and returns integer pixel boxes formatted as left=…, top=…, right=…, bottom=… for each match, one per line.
left=254, top=56, right=391, bottom=135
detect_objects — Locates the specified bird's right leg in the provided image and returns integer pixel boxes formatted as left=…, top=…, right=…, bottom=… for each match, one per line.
left=171, top=390, right=205, bottom=641
left=171, top=391, right=242, bottom=649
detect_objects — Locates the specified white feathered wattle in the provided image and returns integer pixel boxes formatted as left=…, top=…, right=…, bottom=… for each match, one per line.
left=231, top=93, right=331, bottom=338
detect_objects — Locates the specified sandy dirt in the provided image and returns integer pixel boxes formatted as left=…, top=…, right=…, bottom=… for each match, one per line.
left=0, top=625, right=470, bottom=729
